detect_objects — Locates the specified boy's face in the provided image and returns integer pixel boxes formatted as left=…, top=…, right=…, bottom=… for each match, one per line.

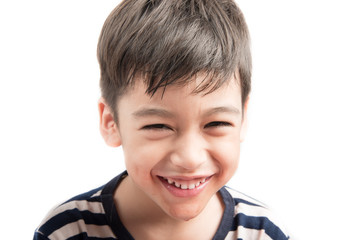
left=101, top=74, right=248, bottom=221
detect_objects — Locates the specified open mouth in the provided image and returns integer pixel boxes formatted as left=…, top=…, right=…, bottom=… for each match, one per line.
left=158, top=176, right=212, bottom=190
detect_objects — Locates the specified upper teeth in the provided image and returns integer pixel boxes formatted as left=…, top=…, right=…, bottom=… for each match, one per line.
left=164, top=177, right=207, bottom=190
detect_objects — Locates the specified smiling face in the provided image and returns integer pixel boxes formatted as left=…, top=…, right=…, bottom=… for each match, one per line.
left=99, top=74, right=248, bottom=221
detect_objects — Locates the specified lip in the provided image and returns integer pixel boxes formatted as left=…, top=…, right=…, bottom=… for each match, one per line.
left=158, top=175, right=213, bottom=198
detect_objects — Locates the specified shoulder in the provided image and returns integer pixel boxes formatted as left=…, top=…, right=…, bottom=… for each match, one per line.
left=222, top=187, right=291, bottom=240
left=225, top=186, right=267, bottom=207
left=34, top=186, right=116, bottom=240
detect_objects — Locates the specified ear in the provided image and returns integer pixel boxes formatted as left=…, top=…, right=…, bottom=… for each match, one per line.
left=98, top=98, right=122, bottom=147
left=240, top=96, right=250, bottom=142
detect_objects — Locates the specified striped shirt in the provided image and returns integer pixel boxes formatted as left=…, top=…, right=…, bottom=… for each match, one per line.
left=34, top=172, right=290, bottom=240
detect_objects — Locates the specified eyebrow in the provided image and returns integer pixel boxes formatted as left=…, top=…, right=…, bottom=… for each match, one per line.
left=132, top=106, right=240, bottom=119
left=203, top=106, right=241, bottom=117
left=132, top=108, right=175, bottom=118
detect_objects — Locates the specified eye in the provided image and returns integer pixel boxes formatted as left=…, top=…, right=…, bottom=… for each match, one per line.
left=141, top=124, right=172, bottom=131
left=204, top=121, right=232, bottom=128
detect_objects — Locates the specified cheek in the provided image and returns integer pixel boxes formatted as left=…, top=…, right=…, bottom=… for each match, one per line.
left=210, top=136, right=241, bottom=178
left=122, top=138, right=169, bottom=177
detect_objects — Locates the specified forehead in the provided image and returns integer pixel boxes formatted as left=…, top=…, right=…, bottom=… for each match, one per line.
left=118, top=73, right=242, bottom=113
left=127, top=70, right=241, bottom=97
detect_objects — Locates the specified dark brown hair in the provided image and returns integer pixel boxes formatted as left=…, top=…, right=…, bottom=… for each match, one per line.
left=98, top=0, right=251, bottom=122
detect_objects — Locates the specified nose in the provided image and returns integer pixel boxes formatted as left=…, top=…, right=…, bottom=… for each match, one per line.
left=170, top=131, right=208, bottom=171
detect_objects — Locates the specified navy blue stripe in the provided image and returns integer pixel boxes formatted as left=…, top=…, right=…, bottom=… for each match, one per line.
left=67, top=232, right=116, bottom=240
left=39, top=209, right=108, bottom=236
left=234, top=198, right=262, bottom=207
left=232, top=213, right=288, bottom=240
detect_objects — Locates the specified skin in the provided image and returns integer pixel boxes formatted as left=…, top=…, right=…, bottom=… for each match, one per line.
left=98, top=74, right=249, bottom=239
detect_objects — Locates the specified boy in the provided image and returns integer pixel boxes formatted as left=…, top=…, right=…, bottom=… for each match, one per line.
left=34, top=0, right=290, bottom=239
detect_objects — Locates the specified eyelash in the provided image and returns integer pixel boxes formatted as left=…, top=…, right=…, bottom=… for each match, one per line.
left=142, top=121, right=231, bottom=130
left=142, top=124, right=171, bottom=130
left=204, top=121, right=232, bottom=128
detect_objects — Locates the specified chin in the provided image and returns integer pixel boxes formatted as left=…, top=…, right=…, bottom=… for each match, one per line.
left=167, top=204, right=203, bottom=222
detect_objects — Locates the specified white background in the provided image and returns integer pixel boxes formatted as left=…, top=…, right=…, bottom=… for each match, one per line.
left=0, top=0, right=359, bottom=239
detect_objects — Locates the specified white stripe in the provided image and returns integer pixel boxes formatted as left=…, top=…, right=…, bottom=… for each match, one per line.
left=234, top=201, right=271, bottom=218
left=226, top=187, right=290, bottom=239
left=226, top=187, right=266, bottom=207
left=232, top=204, right=290, bottom=240
left=91, top=189, right=102, bottom=198
left=37, top=195, right=105, bottom=229
left=226, top=187, right=280, bottom=227
left=225, top=225, right=273, bottom=240
left=48, top=220, right=116, bottom=239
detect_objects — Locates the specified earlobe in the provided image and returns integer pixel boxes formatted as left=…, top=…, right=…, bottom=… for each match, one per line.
left=98, top=98, right=122, bottom=147
left=240, top=96, right=250, bottom=142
